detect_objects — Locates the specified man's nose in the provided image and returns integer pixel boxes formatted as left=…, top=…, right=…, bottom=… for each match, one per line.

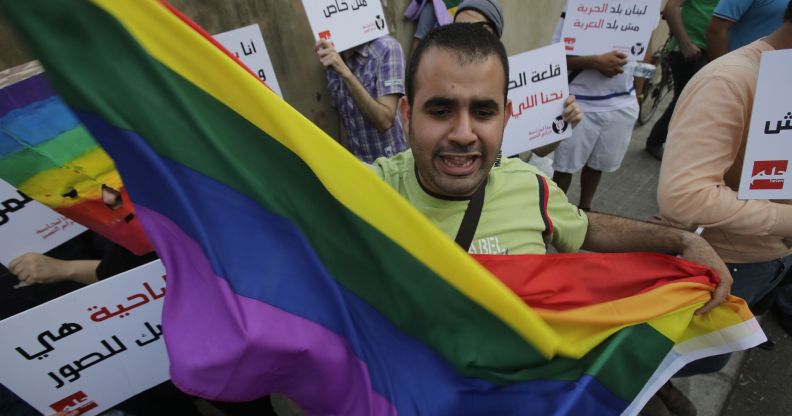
left=448, top=112, right=477, bottom=146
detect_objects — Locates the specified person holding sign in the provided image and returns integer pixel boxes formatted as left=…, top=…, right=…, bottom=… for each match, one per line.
left=550, top=8, right=650, bottom=212
left=658, top=1, right=792, bottom=401
left=315, top=35, right=408, bottom=163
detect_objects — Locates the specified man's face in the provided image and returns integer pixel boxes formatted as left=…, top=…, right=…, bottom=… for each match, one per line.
left=401, top=47, right=510, bottom=197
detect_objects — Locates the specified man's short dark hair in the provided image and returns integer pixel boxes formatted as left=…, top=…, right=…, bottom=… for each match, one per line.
left=406, top=23, right=509, bottom=106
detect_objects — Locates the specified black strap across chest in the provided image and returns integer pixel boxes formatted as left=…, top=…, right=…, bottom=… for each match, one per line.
left=454, top=178, right=487, bottom=251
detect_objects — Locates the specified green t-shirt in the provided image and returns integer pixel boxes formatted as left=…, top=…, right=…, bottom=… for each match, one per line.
left=668, top=0, right=720, bottom=51
left=369, top=150, right=589, bottom=255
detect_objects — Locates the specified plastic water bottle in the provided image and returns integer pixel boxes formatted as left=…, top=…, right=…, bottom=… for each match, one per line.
left=624, top=61, right=656, bottom=79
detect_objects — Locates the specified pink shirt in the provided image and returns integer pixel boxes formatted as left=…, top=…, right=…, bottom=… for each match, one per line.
left=658, top=40, right=792, bottom=263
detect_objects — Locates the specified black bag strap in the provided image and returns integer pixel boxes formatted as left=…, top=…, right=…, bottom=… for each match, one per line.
left=454, top=178, right=488, bottom=251
left=536, top=174, right=553, bottom=246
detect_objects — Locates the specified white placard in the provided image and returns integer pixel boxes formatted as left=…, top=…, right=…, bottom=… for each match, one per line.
left=214, top=24, right=283, bottom=98
left=738, top=51, right=792, bottom=199
left=502, top=43, right=571, bottom=156
left=302, top=0, right=389, bottom=52
left=561, top=0, right=661, bottom=60
left=0, top=178, right=86, bottom=266
left=0, top=260, right=169, bottom=415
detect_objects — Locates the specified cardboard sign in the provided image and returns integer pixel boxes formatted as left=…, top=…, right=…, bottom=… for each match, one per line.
left=0, top=261, right=169, bottom=415
left=0, top=178, right=86, bottom=266
left=561, top=0, right=661, bottom=60
left=739, top=51, right=792, bottom=199
left=502, top=43, right=571, bottom=156
left=302, top=0, right=389, bottom=52
left=214, top=24, right=283, bottom=98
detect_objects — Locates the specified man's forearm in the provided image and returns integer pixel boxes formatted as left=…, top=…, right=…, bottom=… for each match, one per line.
left=340, top=72, right=395, bottom=132
left=66, top=260, right=100, bottom=284
left=581, top=211, right=693, bottom=254
left=581, top=212, right=734, bottom=315
left=665, top=0, right=694, bottom=51
left=566, top=55, right=600, bottom=71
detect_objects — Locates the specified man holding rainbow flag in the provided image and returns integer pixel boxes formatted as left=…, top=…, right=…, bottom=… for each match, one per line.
left=0, top=1, right=766, bottom=415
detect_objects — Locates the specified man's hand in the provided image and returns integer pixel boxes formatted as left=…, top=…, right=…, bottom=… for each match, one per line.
left=9, top=253, right=99, bottom=286
left=582, top=212, right=732, bottom=315
left=562, top=95, right=583, bottom=129
left=594, top=51, right=628, bottom=77
left=678, top=233, right=733, bottom=315
left=679, top=41, right=702, bottom=62
left=314, top=39, right=351, bottom=78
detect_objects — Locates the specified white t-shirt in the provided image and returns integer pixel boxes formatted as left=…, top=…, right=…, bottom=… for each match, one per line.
left=552, top=17, right=636, bottom=113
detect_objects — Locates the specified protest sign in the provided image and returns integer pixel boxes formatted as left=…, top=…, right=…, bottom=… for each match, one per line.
left=0, top=260, right=169, bottom=415
left=0, top=178, right=86, bottom=266
left=214, top=24, right=283, bottom=98
left=502, top=43, right=571, bottom=156
left=302, top=0, right=389, bottom=52
left=561, top=0, right=661, bottom=60
left=739, top=51, right=792, bottom=199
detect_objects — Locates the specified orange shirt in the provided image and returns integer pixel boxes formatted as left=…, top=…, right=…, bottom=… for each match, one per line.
left=658, top=40, right=792, bottom=263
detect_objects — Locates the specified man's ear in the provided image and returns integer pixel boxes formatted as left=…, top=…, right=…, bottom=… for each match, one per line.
left=503, top=98, right=512, bottom=128
left=399, top=96, right=411, bottom=137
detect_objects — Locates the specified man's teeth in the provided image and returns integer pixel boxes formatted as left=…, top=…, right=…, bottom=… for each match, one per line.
left=442, top=156, right=474, bottom=167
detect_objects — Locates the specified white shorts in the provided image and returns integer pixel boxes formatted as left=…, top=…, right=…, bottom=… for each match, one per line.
left=552, top=102, right=639, bottom=173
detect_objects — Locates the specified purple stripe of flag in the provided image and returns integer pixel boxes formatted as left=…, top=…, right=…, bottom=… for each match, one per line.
left=134, top=204, right=397, bottom=415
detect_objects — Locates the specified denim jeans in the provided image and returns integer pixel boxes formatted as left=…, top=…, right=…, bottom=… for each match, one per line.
left=676, top=253, right=792, bottom=377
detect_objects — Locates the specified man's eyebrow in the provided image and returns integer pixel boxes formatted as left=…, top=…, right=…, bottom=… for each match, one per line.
left=422, top=97, right=456, bottom=109
left=471, top=99, right=500, bottom=110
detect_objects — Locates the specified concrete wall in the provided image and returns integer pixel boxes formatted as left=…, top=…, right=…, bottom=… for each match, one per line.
left=0, top=0, right=668, bottom=140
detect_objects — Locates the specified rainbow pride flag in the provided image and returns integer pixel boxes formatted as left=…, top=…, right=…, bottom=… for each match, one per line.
left=0, top=1, right=764, bottom=415
left=0, top=62, right=152, bottom=254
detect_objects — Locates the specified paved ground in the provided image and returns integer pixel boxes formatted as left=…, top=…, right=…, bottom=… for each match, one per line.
left=723, top=312, right=792, bottom=416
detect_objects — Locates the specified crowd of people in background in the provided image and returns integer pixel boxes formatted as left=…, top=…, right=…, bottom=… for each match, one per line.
left=2, top=1, right=792, bottom=415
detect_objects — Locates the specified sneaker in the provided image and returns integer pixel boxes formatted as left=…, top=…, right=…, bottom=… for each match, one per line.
left=656, top=381, right=697, bottom=416
left=757, top=339, right=776, bottom=350
left=639, top=393, right=672, bottom=416
left=645, top=145, right=664, bottom=161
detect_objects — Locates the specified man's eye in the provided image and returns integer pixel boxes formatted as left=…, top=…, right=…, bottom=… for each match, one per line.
left=475, top=110, right=496, bottom=119
left=428, top=108, right=450, bottom=117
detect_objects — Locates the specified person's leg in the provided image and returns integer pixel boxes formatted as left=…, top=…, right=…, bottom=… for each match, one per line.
left=771, top=255, right=792, bottom=335
left=578, top=165, right=602, bottom=211
left=551, top=111, right=600, bottom=197
left=552, top=171, right=573, bottom=192
left=728, top=258, right=790, bottom=307
left=584, top=102, right=638, bottom=208
left=773, top=284, right=792, bottom=336
left=645, top=52, right=708, bottom=154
